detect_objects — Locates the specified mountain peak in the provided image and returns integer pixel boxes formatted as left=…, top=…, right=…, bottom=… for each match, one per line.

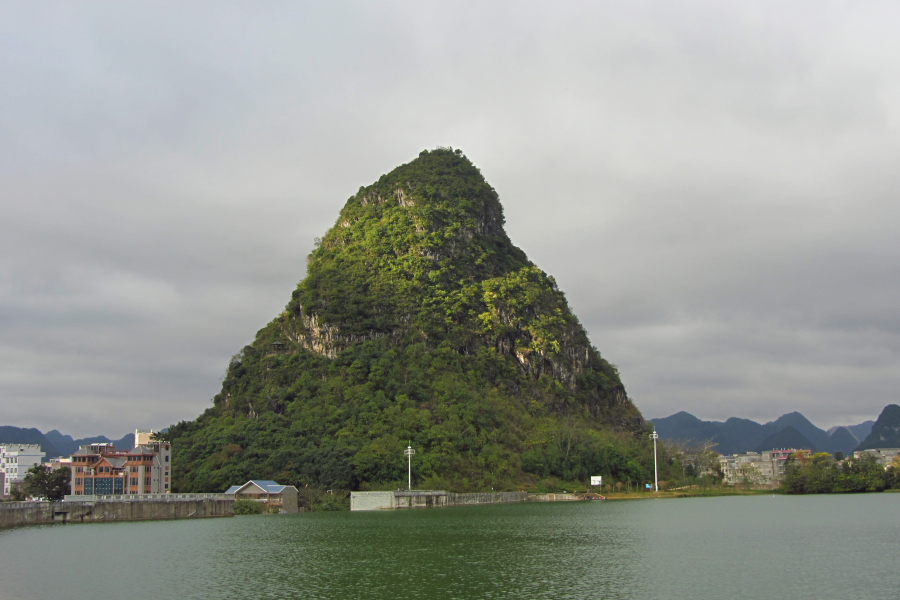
left=170, top=150, right=644, bottom=492
left=754, top=425, right=816, bottom=453
left=857, top=404, right=900, bottom=450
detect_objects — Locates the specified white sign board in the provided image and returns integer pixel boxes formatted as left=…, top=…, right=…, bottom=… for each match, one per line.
left=590, top=476, right=602, bottom=486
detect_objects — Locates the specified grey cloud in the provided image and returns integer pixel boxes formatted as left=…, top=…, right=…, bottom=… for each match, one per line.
left=2, top=1, right=899, bottom=436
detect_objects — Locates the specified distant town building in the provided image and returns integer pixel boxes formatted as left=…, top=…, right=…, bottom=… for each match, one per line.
left=42, top=457, right=72, bottom=471
left=69, top=432, right=171, bottom=496
left=1, top=444, right=46, bottom=497
left=134, top=429, right=160, bottom=446
left=853, top=448, right=900, bottom=468
left=719, top=449, right=805, bottom=486
left=225, top=480, right=299, bottom=513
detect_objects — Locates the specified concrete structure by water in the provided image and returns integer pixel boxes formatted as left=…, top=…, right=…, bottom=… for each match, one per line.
left=350, top=490, right=580, bottom=510
left=1, top=494, right=234, bottom=528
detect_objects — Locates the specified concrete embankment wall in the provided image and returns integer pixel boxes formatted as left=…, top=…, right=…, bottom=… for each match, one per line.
left=526, top=493, right=579, bottom=502
left=392, top=491, right=528, bottom=509
left=351, top=490, right=579, bottom=511
left=1, top=496, right=234, bottom=529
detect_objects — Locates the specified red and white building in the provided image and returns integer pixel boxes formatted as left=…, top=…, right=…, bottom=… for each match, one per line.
left=70, top=431, right=172, bottom=496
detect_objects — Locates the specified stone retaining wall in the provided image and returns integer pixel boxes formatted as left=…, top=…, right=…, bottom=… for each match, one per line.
left=1, top=496, right=234, bottom=529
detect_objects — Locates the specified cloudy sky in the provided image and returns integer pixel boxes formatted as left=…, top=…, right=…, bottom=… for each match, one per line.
left=2, top=1, right=899, bottom=437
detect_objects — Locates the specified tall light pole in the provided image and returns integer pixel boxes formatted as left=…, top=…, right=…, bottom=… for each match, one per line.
left=650, top=430, right=659, bottom=492
left=404, top=444, right=415, bottom=491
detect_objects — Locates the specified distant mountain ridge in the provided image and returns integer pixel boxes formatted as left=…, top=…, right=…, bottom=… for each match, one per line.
left=829, top=421, right=874, bottom=442
left=754, top=426, right=816, bottom=454
left=649, top=411, right=876, bottom=455
left=44, top=430, right=135, bottom=456
left=0, top=426, right=137, bottom=457
left=0, top=426, right=60, bottom=457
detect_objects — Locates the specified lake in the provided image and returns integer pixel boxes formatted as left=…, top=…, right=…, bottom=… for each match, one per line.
left=1, top=493, right=897, bottom=599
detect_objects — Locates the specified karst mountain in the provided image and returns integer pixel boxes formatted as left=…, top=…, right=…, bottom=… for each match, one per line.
left=170, top=148, right=648, bottom=493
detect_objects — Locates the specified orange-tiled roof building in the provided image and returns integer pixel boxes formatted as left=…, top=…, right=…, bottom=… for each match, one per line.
left=69, top=432, right=172, bottom=496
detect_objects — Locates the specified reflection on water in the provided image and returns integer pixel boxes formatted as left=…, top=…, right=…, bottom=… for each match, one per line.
left=1, top=494, right=898, bottom=599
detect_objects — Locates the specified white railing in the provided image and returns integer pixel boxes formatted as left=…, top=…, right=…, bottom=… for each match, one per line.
left=63, top=493, right=232, bottom=502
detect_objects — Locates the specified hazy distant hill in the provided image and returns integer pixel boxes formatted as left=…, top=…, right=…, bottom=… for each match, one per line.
left=0, top=426, right=135, bottom=458
left=0, top=426, right=60, bottom=457
left=825, top=427, right=858, bottom=455
left=765, top=412, right=830, bottom=451
left=754, top=426, right=816, bottom=453
left=828, top=421, right=874, bottom=443
left=857, top=405, right=900, bottom=450
left=43, top=430, right=134, bottom=456
left=649, top=411, right=866, bottom=455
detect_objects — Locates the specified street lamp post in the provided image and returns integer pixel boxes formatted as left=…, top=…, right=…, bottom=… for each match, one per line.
left=650, top=430, right=659, bottom=492
left=404, top=445, right=415, bottom=491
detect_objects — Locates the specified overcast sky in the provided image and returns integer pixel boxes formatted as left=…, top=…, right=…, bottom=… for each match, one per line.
left=2, top=1, right=899, bottom=437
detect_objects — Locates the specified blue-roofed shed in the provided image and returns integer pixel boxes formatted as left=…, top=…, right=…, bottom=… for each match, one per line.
left=224, top=480, right=299, bottom=513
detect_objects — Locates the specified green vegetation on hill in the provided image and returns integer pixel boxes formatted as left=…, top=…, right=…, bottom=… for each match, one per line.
left=168, top=149, right=650, bottom=495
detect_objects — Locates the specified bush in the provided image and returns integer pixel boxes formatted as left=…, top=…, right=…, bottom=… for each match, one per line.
left=233, top=499, right=264, bottom=515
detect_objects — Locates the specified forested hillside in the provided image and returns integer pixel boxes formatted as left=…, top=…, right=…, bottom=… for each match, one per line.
left=168, top=149, right=652, bottom=493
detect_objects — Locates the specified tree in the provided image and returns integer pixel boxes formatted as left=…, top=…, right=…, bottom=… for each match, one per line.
left=886, top=456, right=900, bottom=489
left=666, top=439, right=721, bottom=486
left=234, top=499, right=264, bottom=515
left=150, top=430, right=171, bottom=443
left=23, top=465, right=71, bottom=501
left=737, top=464, right=767, bottom=487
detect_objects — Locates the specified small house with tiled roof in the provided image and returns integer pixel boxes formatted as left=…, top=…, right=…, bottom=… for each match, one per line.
left=225, top=480, right=299, bottom=513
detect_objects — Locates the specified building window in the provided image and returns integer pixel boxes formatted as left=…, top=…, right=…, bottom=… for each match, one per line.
left=164, top=483, right=169, bottom=489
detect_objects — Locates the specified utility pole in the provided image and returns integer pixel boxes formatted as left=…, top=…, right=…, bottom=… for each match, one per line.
left=650, top=430, right=659, bottom=492
left=404, top=444, right=415, bottom=491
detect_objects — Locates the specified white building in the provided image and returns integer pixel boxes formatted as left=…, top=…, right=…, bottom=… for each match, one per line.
left=719, top=449, right=803, bottom=486
left=853, top=448, right=900, bottom=468
left=1, top=444, right=46, bottom=497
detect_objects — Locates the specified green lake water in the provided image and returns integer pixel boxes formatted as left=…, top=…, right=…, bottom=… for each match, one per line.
left=1, top=494, right=897, bottom=599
